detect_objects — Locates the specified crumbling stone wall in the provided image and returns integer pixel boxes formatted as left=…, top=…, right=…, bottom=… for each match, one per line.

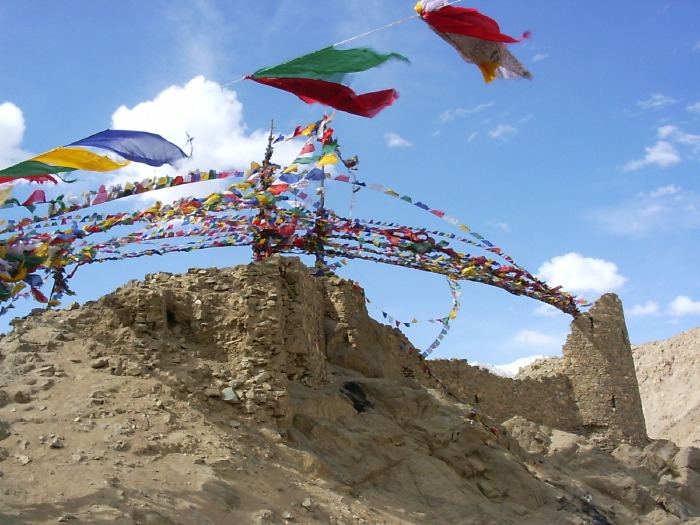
left=562, top=294, right=648, bottom=447
left=78, top=257, right=327, bottom=426
left=426, top=360, right=582, bottom=431
left=85, top=256, right=423, bottom=429
left=82, top=256, right=647, bottom=448
left=429, top=293, right=649, bottom=448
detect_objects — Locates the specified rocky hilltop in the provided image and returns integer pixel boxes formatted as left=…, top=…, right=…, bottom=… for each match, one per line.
left=633, top=328, right=700, bottom=449
left=0, top=256, right=698, bottom=524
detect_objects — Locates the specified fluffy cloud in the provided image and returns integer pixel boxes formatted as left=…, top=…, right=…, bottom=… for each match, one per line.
left=488, top=221, right=511, bottom=233
left=658, top=125, right=700, bottom=152
left=668, top=296, right=700, bottom=316
left=590, top=185, right=700, bottom=235
left=488, top=124, right=518, bottom=141
left=628, top=301, right=660, bottom=316
left=110, top=76, right=299, bottom=182
left=636, top=93, right=676, bottom=111
left=649, top=184, right=680, bottom=198
left=0, top=102, right=30, bottom=168
left=513, top=329, right=560, bottom=347
left=384, top=132, right=412, bottom=148
left=687, top=101, right=700, bottom=114
left=537, top=253, right=627, bottom=294
left=474, top=355, right=548, bottom=377
left=439, top=102, right=494, bottom=123
left=533, top=304, right=559, bottom=317
left=624, top=124, right=700, bottom=171
left=623, top=141, right=680, bottom=171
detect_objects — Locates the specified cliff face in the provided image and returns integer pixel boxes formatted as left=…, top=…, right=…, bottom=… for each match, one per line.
left=0, top=256, right=697, bottom=525
left=633, top=327, right=700, bottom=448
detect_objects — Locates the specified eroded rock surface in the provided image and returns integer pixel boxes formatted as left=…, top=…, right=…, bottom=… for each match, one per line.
left=0, top=256, right=696, bottom=524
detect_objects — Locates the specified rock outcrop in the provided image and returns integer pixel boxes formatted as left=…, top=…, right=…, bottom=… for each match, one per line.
left=0, top=256, right=697, bottom=524
left=633, top=327, right=700, bottom=448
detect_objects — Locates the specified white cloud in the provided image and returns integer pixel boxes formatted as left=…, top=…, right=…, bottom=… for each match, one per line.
left=636, top=93, right=677, bottom=110
left=110, top=76, right=298, bottom=182
left=0, top=102, right=30, bottom=167
left=628, top=301, right=660, bottom=316
left=624, top=124, right=700, bottom=171
left=687, top=101, right=700, bottom=114
left=591, top=185, right=700, bottom=235
left=488, top=221, right=511, bottom=232
left=473, top=355, right=547, bottom=378
left=92, top=76, right=306, bottom=210
left=532, top=53, right=548, bottom=62
left=488, top=124, right=518, bottom=141
left=656, top=125, right=675, bottom=139
left=537, top=253, right=627, bottom=294
left=533, top=303, right=559, bottom=317
left=513, top=329, right=559, bottom=346
left=623, top=140, right=681, bottom=171
left=439, top=102, right=494, bottom=123
left=657, top=125, right=700, bottom=152
left=649, top=184, right=680, bottom=198
left=668, top=296, right=700, bottom=316
left=384, top=132, right=412, bottom=148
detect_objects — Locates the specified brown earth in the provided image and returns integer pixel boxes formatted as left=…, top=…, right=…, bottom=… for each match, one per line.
left=0, top=256, right=698, bottom=524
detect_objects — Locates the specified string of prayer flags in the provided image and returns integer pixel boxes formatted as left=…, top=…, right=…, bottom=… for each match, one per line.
left=1, top=120, right=586, bottom=363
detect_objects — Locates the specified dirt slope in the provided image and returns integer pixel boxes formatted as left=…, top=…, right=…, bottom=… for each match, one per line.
left=0, top=256, right=698, bottom=524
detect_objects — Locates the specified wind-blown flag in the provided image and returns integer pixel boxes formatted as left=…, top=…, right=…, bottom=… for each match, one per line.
left=0, top=130, right=189, bottom=183
left=68, top=130, right=189, bottom=167
left=246, top=46, right=408, bottom=118
left=415, top=0, right=531, bottom=83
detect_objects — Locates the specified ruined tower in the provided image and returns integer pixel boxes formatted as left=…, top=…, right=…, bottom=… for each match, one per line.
left=562, top=293, right=648, bottom=447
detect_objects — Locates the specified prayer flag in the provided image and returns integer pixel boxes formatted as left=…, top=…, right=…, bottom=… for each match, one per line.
left=415, top=1, right=531, bottom=83
left=247, top=46, right=408, bottom=118
left=0, top=129, right=188, bottom=182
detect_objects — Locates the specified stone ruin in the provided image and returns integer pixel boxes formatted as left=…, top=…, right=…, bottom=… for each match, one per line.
left=5, top=255, right=698, bottom=525
left=430, top=294, right=648, bottom=449
left=63, top=255, right=647, bottom=449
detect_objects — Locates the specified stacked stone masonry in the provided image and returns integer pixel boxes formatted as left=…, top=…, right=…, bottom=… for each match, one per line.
left=429, top=293, right=649, bottom=448
left=60, top=256, right=647, bottom=449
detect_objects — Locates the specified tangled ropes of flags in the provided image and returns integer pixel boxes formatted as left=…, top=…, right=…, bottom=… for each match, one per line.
left=0, top=115, right=587, bottom=355
left=0, top=2, right=586, bottom=356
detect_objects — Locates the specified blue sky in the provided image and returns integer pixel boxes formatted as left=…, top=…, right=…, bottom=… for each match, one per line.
left=1, top=1, right=699, bottom=366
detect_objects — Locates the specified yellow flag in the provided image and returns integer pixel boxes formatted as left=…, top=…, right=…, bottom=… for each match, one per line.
left=33, top=147, right=130, bottom=172
left=0, top=184, right=13, bottom=203
left=300, top=123, right=316, bottom=136
left=244, top=161, right=261, bottom=178
left=317, top=153, right=338, bottom=167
